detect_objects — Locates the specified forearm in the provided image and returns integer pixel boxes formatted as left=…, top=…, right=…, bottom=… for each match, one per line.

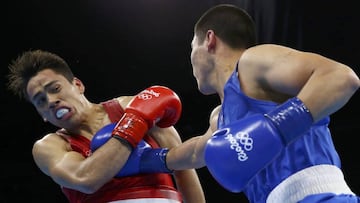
left=70, top=138, right=131, bottom=193
left=298, top=64, right=360, bottom=122
left=166, top=135, right=208, bottom=170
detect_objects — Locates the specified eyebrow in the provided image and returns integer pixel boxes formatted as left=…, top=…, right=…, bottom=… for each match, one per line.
left=31, top=80, right=58, bottom=103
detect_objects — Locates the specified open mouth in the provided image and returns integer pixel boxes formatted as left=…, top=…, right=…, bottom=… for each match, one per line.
left=56, top=108, right=70, bottom=119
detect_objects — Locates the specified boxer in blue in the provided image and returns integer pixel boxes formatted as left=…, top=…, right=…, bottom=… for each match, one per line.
left=100, top=4, right=360, bottom=203
left=163, top=4, right=360, bottom=202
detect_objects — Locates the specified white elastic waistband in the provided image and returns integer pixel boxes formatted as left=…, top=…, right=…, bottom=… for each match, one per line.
left=266, top=165, right=354, bottom=203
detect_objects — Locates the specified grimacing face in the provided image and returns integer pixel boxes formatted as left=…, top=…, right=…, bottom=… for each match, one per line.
left=26, top=69, right=86, bottom=129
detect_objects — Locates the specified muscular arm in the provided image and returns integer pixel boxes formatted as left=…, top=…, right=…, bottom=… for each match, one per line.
left=239, top=44, right=360, bottom=122
left=165, top=105, right=221, bottom=171
left=33, top=86, right=183, bottom=195
left=32, top=133, right=131, bottom=194
left=165, top=130, right=211, bottom=170
left=150, top=126, right=205, bottom=203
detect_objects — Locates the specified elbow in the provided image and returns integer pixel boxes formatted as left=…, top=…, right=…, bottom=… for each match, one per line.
left=351, top=74, right=360, bottom=91
left=76, top=179, right=103, bottom=194
left=56, top=176, right=103, bottom=194
left=50, top=160, right=111, bottom=194
left=331, top=64, right=360, bottom=93
left=65, top=173, right=105, bottom=194
left=81, top=187, right=99, bottom=194
left=79, top=184, right=100, bottom=194
left=344, top=66, right=360, bottom=93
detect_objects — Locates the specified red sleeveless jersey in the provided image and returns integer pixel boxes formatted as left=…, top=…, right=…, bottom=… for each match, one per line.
left=57, top=99, right=182, bottom=203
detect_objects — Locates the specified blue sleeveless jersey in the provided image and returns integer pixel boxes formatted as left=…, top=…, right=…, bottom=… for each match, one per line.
left=218, top=67, right=341, bottom=203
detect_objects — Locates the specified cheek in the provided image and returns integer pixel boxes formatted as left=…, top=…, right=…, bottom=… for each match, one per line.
left=190, top=48, right=203, bottom=68
left=190, top=54, right=199, bottom=77
left=36, top=108, right=50, bottom=119
left=192, top=49, right=209, bottom=72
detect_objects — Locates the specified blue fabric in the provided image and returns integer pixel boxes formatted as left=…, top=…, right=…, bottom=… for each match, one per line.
left=91, top=123, right=171, bottom=177
left=265, top=97, right=313, bottom=144
left=219, top=67, right=341, bottom=203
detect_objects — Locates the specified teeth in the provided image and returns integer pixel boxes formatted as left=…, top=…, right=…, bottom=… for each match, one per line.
left=56, top=108, right=69, bottom=119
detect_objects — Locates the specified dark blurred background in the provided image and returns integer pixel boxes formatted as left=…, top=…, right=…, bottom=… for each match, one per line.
left=2, top=0, right=359, bottom=202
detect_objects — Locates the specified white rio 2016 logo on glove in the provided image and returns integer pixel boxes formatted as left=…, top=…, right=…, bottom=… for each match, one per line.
left=138, top=89, right=161, bottom=100
left=224, top=130, right=253, bottom=161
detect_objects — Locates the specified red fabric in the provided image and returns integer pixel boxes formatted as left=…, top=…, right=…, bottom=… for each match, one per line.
left=57, top=99, right=181, bottom=203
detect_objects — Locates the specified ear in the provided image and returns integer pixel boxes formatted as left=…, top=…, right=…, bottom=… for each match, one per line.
left=206, top=30, right=217, bottom=52
left=73, top=77, right=85, bottom=94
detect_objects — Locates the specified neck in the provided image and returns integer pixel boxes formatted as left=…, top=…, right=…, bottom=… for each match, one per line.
left=215, top=49, right=244, bottom=100
left=67, top=103, right=108, bottom=139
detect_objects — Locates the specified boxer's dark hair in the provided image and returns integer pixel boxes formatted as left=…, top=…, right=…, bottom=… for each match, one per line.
left=7, top=49, right=74, bottom=101
left=194, top=4, right=257, bottom=49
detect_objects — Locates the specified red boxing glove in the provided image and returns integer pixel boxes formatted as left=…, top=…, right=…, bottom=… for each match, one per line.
left=112, top=85, right=182, bottom=148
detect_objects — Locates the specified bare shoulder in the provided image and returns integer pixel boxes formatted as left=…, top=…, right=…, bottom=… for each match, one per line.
left=239, top=44, right=306, bottom=63
left=238, top=44, right=304, bottom=80
left=246, top=44, right=294, bottom=52
left=113, top=96, right=134, bottom=108
left=209, top=105, right=221, bottom=132
left=33, top=132, right=68, bottom=150
left=210, top=105, right=221, bottom=117
left=32, top=133, right=70, bottom=174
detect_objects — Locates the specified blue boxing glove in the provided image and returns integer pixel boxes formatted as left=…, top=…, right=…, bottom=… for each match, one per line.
left=91, top=123, right=116, bottom=151
left=204, top=97, right=313, bottom=193
left=91, top=123, right=172, bottom=177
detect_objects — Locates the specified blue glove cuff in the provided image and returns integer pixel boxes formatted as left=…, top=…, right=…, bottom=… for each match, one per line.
left=265, top=97, right=313, bottom=144
left=140, top=148, right=173, bottom=174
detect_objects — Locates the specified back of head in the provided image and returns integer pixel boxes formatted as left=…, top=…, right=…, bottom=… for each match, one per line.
left=7, top=49, right=74, bottom=101
left=194, top=4, right=256, bottom=49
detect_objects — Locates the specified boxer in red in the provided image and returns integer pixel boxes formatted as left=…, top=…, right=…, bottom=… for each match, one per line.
left=7, top=49, right=205, bottom=203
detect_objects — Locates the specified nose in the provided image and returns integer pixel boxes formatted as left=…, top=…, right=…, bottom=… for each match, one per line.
left=47, top=94, right=60, bottom=109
